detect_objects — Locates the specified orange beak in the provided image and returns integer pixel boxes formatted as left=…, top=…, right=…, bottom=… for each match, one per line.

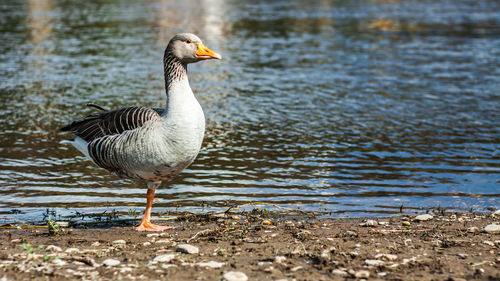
left=196, top=42, right=222, bottom=60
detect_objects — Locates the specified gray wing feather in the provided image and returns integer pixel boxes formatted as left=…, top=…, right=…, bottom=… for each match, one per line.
left=61, top=106, right=161, bottom=142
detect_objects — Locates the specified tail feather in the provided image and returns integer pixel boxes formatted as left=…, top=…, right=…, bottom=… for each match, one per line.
left=60, top=137, right=91, bottom=159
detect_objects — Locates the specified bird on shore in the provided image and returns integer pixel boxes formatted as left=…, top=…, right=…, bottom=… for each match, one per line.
left=61, top=33, right=221, bottom=231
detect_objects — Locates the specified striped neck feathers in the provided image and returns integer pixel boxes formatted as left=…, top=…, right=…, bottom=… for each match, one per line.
left=163, top=52, right=188, bottom=93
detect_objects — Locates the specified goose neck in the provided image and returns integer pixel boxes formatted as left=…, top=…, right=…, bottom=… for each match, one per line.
left=163, top=53, right=188, bottom=93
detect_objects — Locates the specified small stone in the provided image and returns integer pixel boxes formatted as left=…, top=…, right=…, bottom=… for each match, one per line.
left=345, top=230, right=357, bottom=236
left=102, top=259, right=120, bottom=267
left=450, top=278, right=467, bottom=281
left=415, top=214, right=433, bottom=221
left=120, top=267, right=133, bottom=273
left=458, top=253, right=468, bottom=259
left=52, top=258, right=67, bottom=266
left=231, top=215, right=240, bottom=221
left=46, top=245, right=62, bottom=252
left=176, top=244, right=199, bottom=254
left=264, top=266, right=274, bottom=272
left=161, top=264, right=177, bottom=269
left=223, top=271, right=248, bottom=281
left=291, top=266, right=303, bottom=272
left=332, top=269, right=348, bottom=276
left=143, top=242, right=151, bottom=246
left=365, top=259, right=384, bottom=266
left=112, top=239, right=126, bottom=245
left=483, top=240, right=494, bottom=246
left=378, top=272, right=388, bottom=276
left=484, top=223, right=500, bottom=233
left=492, top=210, right=500, bottom=218
left=66, top=269, right=84, bottom=276
left=402, top=221, right=411, bottom=226
left=467, top=227, right=479, bottom=233
left=363, top=220, right=378, bottom=227
left=153, top=254, right=176, bottom=263
left=65, top=248, right=80, bottom=254
left=262, top=219, right=272, bottom=225
left=355, top=270, right=370, bottom=278
left=197, top=261, right=225, bottom=268
left=155, top=239, right=171, bottom=244
left=274, top=256, right=286, bottom=263
left=375, top=254, right=398, bottom=261
left=146, top=233, right=160, bottom=238
left=379, top=221, right=389, bottom=226
left=11, top=239, right=21, bottom=243
left=90, top=242, right=100, bottom=247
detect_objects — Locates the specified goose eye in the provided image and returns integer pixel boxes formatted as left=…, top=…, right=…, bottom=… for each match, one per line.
left=186, top=39, right=191, bottom=44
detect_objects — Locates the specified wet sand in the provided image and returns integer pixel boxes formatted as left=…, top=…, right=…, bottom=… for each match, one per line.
left=0, top=211, right=499, bottom=280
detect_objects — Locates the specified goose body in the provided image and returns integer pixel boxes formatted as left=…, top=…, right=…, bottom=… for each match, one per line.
left=61, top=33, right=221, bottom=231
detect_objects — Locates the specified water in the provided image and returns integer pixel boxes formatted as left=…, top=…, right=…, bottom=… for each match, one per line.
left=0, top=0, right=499, bottom=223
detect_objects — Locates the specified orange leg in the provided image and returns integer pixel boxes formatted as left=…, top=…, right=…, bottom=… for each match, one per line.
left=136, top=188, right=172, bottom=232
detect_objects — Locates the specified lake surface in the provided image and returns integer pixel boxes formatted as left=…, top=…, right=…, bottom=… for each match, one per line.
left=1, top=0, right=499, bottom=223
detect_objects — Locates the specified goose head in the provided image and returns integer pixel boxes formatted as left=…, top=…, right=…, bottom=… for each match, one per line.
left=166, top=33, right=221, bottom=64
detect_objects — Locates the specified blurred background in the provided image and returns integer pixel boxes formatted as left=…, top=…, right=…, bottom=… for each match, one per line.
left=0, top=0, right=499, bottom=223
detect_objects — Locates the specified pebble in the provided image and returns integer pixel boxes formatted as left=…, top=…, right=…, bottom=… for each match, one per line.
left=52, top=258, right=67, bottom=266
left=365, top=259, right=384, bottom=266
left=467, top=227, right=479, bottom=233
left=402, top=221, right=411, bottom=226
left=176, top=244, right=199, bottom=254
left=363, top=220, right=378, bottom=227
left=355, top=270, right=370, bottom=278
left=274, top=256, right=286, bottom=263
left=345, top=230, right=357, bottom=236
left=46, top=245, right=62, bottom=252
left=223, top=271, right=248, bottom=281
left=146, top=233, right=159, bottom=238
left=492, top=210, right=500, bottom=218
left=415, top=214, right=433, bottom=221
left=484, top=223, right=500, bottom=233
left=90, top=242, right=100, bottom=247
left=197, top=261, right=225, bottom=268
left=153, top=254, right=176, bottom=263
left=457, top=253, right=468, bottom=259
left=65, top=248, right=80, bottom=254
left=11, top=239, right=21, bottom=243
left=291, top=266, right=303, bottom=272
left=102, top=259, right=120, bottom=267
left=375, top=254, right=398, bottom=261
left=143, top=242, right=151, bottom=246
left=119, top=267, right=132, bottom=273
left=483, top=240, right=494, bottom=246
left=262, top=219, right=272, bottom=225
left=112, top=239, right=126, bottom=245
left=155, top=239, right=171, bottom=244
left=332, top=269, right=348, bottom=276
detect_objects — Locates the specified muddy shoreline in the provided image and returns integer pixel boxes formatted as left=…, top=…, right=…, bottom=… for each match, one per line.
left=1, top=211, right=499, bottom=280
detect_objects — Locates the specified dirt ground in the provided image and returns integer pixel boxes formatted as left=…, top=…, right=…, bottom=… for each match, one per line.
left=0, top=211, right=499, bottom=281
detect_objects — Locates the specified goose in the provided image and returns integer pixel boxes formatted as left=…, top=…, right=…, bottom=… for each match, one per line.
left=61, top=33, right=221, bottom=231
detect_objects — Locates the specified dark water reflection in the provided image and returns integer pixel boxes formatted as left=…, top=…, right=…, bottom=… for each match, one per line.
left=0, top=0, right=499, bottom=222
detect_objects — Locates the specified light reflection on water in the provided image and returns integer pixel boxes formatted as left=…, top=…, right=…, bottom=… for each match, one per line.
left=0, top=0, right=499, bottom=222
